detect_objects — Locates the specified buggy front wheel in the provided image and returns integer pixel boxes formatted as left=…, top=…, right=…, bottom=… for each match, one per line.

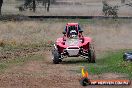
left=52, top=49, right=61, bottom=64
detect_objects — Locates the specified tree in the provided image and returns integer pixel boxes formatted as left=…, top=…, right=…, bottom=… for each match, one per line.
left=18, top=0, right=51, bottom=12
left=0, top=0, right=3, bottom=15
left=102, top=0, right=119, bottom=18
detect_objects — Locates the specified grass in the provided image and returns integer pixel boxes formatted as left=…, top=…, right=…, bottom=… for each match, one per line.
left=0, top=54, right=44, bottom=73
left=0, top=18, right=131, bottom=49
left=0, top=40, right=54, bottom=52
left=75, top=50, right=132, bottom=79
left=38, top=18, right=131, bottom=26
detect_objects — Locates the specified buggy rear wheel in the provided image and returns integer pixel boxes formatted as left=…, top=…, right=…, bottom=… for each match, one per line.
left=52, top=49, right=61, bottom=64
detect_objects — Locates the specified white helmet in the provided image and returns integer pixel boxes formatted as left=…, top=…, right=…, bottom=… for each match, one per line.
left=70, top=30, right=77, bottom=38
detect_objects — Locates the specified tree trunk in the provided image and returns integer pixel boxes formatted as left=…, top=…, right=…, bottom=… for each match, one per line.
left=0, top=6, right=1, bottom=15
left=47, top=0, right=50, bottom=12
left=0, top=0, right=3, bottom=15
left=33, top=0, right=36, bottom=12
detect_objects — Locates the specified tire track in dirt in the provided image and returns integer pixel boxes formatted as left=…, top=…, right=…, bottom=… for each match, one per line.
left=0, top=51, right=83, bottom=88
left=42, top=51, right=83, bottom=88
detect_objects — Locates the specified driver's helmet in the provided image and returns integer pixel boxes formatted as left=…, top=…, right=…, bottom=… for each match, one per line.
left=69, top=30, right=77, bottom=38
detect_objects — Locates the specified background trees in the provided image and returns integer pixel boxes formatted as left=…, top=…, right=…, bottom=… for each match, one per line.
left=18, top=0, right=53, bottom=12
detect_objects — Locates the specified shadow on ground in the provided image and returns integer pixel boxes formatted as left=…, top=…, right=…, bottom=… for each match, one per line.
left=61, top=59, right=89, bottom=64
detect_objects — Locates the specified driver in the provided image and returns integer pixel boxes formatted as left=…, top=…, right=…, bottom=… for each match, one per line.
left=69, top=30, right=77, bottom=38
left=64, top=25, right=82, bottom=33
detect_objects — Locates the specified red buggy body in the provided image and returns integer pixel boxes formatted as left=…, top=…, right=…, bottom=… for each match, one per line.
left=52, top=23, right=95, bottom=64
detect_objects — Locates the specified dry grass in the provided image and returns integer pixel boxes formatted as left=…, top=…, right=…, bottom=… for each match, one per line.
left=0, top=19, right=132, bottom=51
left=0, top=21, right=64, bottom=48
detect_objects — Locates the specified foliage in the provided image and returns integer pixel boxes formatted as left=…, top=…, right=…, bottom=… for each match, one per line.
left=18, top=0, right=51, bottom=12
left=102, top=0, right=119, bottom=18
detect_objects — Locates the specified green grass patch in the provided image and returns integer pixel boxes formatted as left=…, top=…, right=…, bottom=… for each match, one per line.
left=76, top=50, right=132, bottom=79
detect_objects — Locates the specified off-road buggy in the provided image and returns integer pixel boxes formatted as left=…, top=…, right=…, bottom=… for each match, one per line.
left=52, top=23, right=96, bottom=64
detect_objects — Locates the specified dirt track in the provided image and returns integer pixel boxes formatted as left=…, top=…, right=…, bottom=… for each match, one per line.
left=0, top=51, right=131, bottom=88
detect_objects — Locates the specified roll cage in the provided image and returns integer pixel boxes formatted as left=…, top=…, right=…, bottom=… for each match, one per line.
left=63, top=23, right=83, bottom=38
